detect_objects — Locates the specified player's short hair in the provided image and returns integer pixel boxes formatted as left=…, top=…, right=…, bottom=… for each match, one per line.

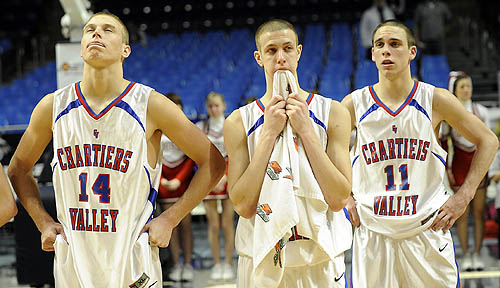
left=206, top=92, right=226, bottom=105
left=86, top=11, right=129, bottom=45
left=165, top=92, right=182, bottom=108
left=255, top=19, right=299, bottom=51
left=372, top=19, right=415, bottom=48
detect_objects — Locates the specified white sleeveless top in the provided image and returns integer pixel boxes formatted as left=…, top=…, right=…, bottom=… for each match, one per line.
left=51, top=82, right=162, bottom=287
left=236, top=94, right=331, bottom=259
left=351, top=81, right=449, bottom=238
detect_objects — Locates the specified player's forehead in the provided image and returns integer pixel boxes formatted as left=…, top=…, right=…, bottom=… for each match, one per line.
left=373, top=25, right=407, bottom=43
left=85, top=15, right=121, bottom=29
left=259, top=29, right=297, bottom=48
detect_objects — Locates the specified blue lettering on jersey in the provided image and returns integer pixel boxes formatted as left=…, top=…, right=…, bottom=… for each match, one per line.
left=362, top=138, right=430, bottom=165
left=57, top=144, right=133, bottom=173
left=69, top=208, right=119, bottom=232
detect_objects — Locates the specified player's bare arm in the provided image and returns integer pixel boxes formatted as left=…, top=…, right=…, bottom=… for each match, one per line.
left=8, top=94, right=66, bottom=251
left=287, top=93, right=351, bottom=210
left=225, top=95, right=286, bottom=218
left=0, top=168, right=17, bottom=227
left=340, top=93, right=361, bottom=226
left=143, top=91, right=226, bottom=247
left=431, top=87, right=498, bottom=231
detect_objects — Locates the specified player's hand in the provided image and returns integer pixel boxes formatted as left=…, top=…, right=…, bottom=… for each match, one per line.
left=262, top=95, right=287, bottom=139
left=346, top=195, right=360, bottom=227
left=286, top=93, right=313, bottom=137
left=140, top=214, right=174, bottom=248
left=431, top=192, right=469, bottom=232
left=213, top=176, right=227, bottom=193
left=167, top=178, right=181, bottom=191
left=40, top=221, right=66, bottom=251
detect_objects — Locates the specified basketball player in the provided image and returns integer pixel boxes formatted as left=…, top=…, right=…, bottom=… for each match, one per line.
left=8, top=12, right=226, bottom=288
left=0, top=168, right=17, bottom=227
left=224, top=19, right=352, bottom=287
left=342, top=20, right=498, bottom=287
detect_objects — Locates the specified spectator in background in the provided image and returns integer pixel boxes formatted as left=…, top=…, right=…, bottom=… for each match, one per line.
left=0, top=168, right=17, bottom=227
left=158, top=92, right=196, bottom=282
left=197, top=92, right=235, bottom=281
left=360, top=0, right=395, bottom=60
left=414, top=0, right=451, bottom=55
left=440, top=71, right=489, bottom=271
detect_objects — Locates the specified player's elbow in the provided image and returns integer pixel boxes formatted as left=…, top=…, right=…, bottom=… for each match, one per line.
left=326, top=189, right=350, bottom=212
left=235, top=205, right=255, bottom=219
left=231, top=199, right=255, bottom=219
left=4, top=200, right=17, bottom=220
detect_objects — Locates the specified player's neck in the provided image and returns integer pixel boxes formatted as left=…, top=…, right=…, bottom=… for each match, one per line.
left=375, top=72, right=414, bottom=101
left=81, top=62, right=128, bottom=100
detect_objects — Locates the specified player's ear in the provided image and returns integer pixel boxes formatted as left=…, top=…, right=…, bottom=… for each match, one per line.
left=122, top=44, right=131, bottom=60
left=296, top=44, right=302, bottom=61
left=254, top=50, right=263, bottom=67
left=409, top=45, right=417, bottom=61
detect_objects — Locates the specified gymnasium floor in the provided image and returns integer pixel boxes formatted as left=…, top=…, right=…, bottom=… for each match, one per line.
left=1, top=214, right=500, bottom=288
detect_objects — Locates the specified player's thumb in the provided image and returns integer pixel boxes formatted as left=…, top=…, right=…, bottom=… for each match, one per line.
left=56, top=225, right=68, bottom=242
left=139, top=223, right=150, bottom=237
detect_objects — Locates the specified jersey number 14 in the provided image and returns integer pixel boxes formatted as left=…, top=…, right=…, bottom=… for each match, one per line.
left=78, top=173, right=111, bottom=203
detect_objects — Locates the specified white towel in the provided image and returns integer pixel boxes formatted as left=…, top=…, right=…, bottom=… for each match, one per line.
left=252, top=70, right=352, bottom=287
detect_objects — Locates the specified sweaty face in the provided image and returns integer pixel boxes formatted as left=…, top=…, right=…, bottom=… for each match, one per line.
left=372, top=26, right=416, bottom=79
left=255, top=29, right=301, bottom=78
left=206, top=97, right=226, bottom=118
left=81, top=15, right=129, bottom=67
left=455, top=78, right=472, bottom=102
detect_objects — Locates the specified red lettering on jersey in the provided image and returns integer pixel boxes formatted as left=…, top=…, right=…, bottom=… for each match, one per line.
left=57, top=148, right=67, bottom=170
left=362, top=144, right=371, bottom=164
left=379, top=140, right=389, bottom=161
left=74, top=145, right=84, bottom=168
left=409, top=139, right=417, bottom=159
left=105, top=146, right=115, bottom=169
left=91, top=144, right=101, bottom=166
left=101, top=209, right=109, bottom=232
left=83, top=144, right=92, bottom=166
left=121, top=151, right=133, bottom=173
left=64, top=146, right=76, bottom=169
left=113, top=148, right=125, bottom=171
left=99, top=145, right=106, bottom=167
left=109, top=209, right=119, bottom=232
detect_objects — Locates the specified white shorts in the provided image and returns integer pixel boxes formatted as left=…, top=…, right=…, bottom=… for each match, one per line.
left=237, top=254, right=346, bottom=288
left=351, top=225, right=459, bottom=288
left=54, top=233, right=162, bottom=288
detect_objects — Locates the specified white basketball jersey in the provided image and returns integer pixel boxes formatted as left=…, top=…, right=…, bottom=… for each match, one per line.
left=351, top=81, right=449, bottom=238
left=236, top=94, right=331, bottom=259
left=51, top=82, right=162, bottom=288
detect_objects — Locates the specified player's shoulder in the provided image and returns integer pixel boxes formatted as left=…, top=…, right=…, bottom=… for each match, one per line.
left=225, top=109, right=243, bottom=129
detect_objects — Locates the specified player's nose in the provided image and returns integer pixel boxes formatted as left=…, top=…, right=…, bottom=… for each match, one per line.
left=277, top=49, right=286, bottom=64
